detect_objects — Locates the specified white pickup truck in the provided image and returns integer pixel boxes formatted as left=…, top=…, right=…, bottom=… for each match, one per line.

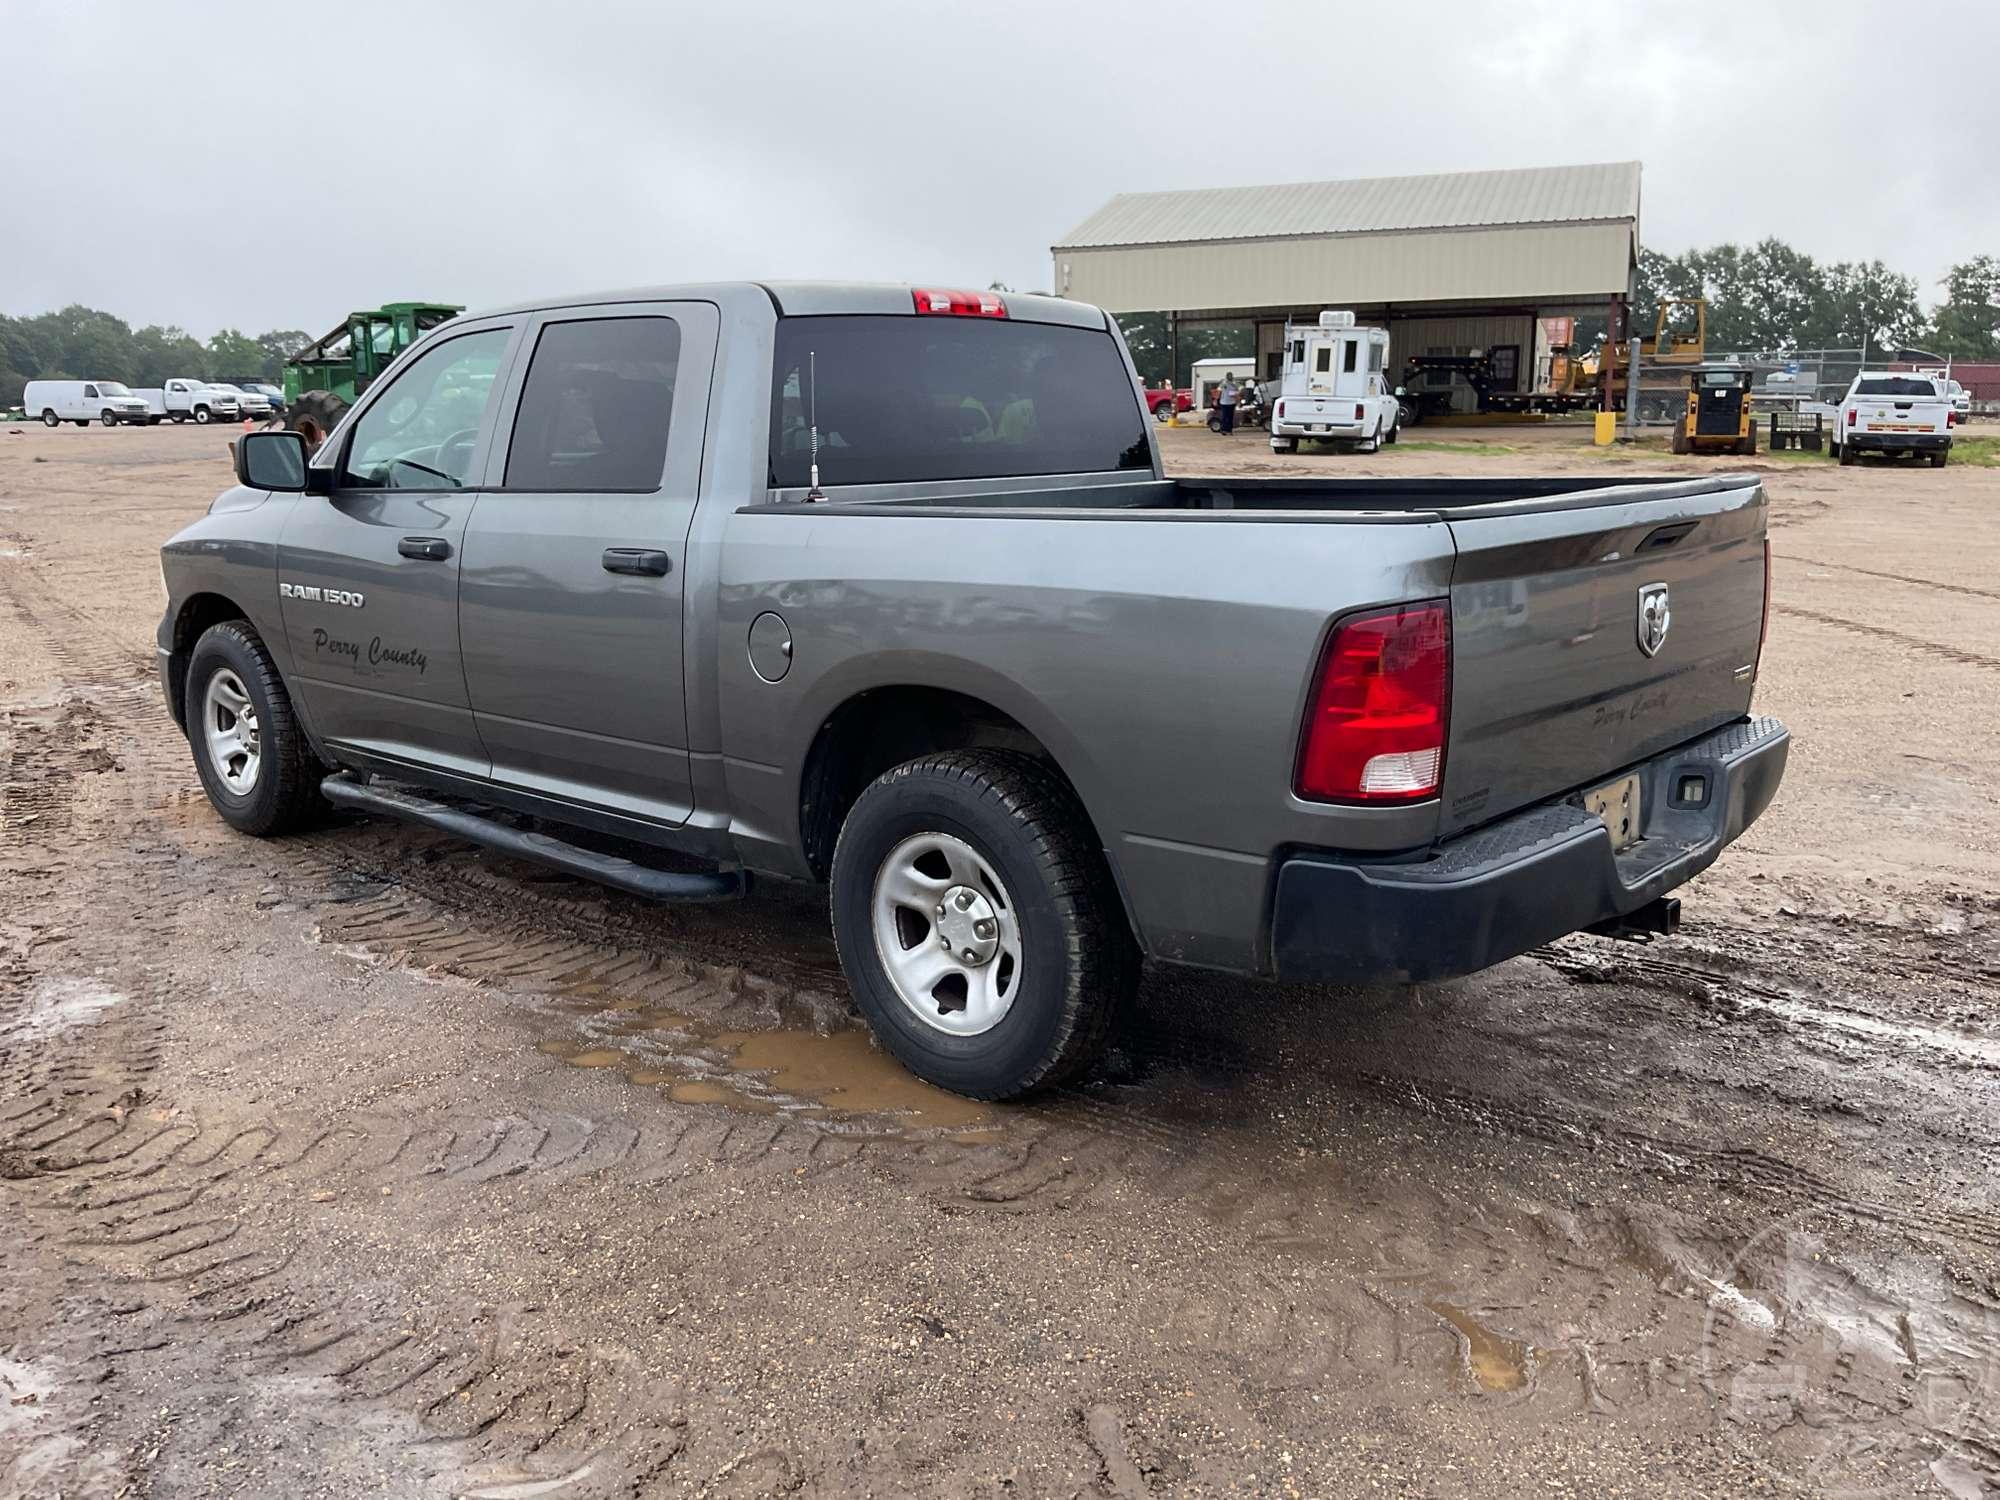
left=1832, top=372, right=1954, bottom=467
left=137, top=379, right=243, bottom=425
left=1268, top=311, right=1401, bottom=453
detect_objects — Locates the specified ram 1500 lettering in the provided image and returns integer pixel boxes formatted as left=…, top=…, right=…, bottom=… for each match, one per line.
left=159, top=283, right=1789, bottom=1098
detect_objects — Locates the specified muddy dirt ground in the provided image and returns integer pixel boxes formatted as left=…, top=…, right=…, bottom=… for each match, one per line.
left=2, top=420, right=1997, bottom=1498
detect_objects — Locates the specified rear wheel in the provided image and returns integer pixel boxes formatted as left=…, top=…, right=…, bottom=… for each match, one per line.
left=171, top=412, right=187, bottom=424
left=1839, top=441, right=1857, bottom=466
left=829, top=750, right=1136, bottom=1100
left=41, top=409, right=58, bottom=427
left=1383, top=419, right=1399, bottom=445
left=1270, top=436, right=1297, bottom=453
left=185, top=621, right=324, bottom=836
left=1930, top=448, right=1949, bottom=468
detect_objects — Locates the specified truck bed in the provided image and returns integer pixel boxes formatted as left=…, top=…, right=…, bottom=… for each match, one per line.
left=766, top=473, right=1751, bottom=520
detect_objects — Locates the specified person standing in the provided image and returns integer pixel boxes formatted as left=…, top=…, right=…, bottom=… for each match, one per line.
left=1217, top=375, right=1238, bottom=435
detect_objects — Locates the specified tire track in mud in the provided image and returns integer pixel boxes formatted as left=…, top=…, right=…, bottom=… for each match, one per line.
left=1777, top=552, right=2000, bottom=604
left=1774, top=601, right=2000, bottom=670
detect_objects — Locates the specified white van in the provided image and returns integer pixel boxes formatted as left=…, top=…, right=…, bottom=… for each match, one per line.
left=1268, top=311, right=1400, bottom=453
left=23, top=379, right=152, bottom=427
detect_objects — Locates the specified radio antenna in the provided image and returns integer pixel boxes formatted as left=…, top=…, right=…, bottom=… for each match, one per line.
left=804, top=350, right=826, bottom=502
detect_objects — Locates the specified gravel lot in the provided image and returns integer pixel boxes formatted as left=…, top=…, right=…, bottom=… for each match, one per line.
left=2, top=419, right=1997, bottom=1498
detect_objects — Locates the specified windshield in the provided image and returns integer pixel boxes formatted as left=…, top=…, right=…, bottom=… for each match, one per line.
left=769, top=315, right=1150, bottom=488
left=1855, top=377, right=1938, bottom=397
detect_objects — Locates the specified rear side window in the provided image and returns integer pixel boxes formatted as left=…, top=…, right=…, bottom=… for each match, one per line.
left=769, top=315, right=1149, bottom=488
left=1855, top=377, right=1937, bottom=397
left=1314, top=346, right=1332, bottom=374
left=1342, top=342, right=1358, bottom=373
left=506, top=317, right=680, bottom=491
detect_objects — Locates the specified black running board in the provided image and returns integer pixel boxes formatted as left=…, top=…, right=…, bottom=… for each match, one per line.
left=320, top=773, right=745, bottom=903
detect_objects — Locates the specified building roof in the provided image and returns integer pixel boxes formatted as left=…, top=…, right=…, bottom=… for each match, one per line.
left=1053, top=161, right=1641, bottom=250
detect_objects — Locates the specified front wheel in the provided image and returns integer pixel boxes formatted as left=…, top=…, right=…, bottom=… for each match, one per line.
left=185, top=621, right=324, bottom=836
left=193, top=405, right=212, bottom=424
left=41, top=409, right=58, bottom=427
left=829, top=750, right=1136, bottom=1100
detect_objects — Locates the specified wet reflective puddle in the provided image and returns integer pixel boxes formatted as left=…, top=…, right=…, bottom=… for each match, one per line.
left=1428, top=1302, right=1536, bottom=1393
left=536, top=1012, right=999, bottom=1136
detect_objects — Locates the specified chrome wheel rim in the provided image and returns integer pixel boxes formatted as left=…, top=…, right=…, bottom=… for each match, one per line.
left=870, top=832, right=1023, bottom=1037
left=202, top=669, right=261, bottom=795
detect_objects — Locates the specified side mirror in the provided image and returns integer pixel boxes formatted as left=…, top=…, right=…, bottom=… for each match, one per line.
left=1394, top=385, right=1407, bottom=398
left=235, top=429, right=312, bottom=492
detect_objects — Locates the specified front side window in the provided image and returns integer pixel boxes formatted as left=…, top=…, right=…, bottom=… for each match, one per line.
left=769, top=315, right=1149, bottom=488
left=504, top=317, right=680, bottom=491
left=84, top=384, right=99, bottom=398
left=1368, top=343, right=1384, bottom=374
left=340, top=327, right=510, bottom=489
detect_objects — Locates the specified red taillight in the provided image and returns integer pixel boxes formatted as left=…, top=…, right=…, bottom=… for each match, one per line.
left=912, top=288, right=1007, bottom=318
left=1275, top=399, right=1287, bottom=420
left=1296, top=601, right=1451, bottom=803
left=1948, top=409, right=1958, bottom=427
left=1353, top=403, right=1365, bottom=421
left=1847, top=409, right=1857, bottom=426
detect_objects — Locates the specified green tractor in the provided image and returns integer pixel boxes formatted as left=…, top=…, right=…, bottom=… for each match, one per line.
left=283, top=301, right=462, bottom=449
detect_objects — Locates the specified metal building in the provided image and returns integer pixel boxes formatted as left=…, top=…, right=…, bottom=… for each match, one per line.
left=1051, top=161, right=1641, bottom=394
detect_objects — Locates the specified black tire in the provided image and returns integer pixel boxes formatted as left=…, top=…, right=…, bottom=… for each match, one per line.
left=1153, top=403, right=1172, bottom=424
left=193, top=404, right=212, bottom=424
left=41, top=409, right=58, bottom=427
left=171, top=412, right=187, bottom=424
left=829, top=750, right=1137, bottom=1100
left=286, top=389, right=349, bottom=454
left=1839, top=443, right=1856, bottom=466
left=185, top=621, right=324, bottom=836
left=148, top=415, right=163, bottom=426
left=1930, top=449, right=1948, bottom=468
left=100, top=409, right=118, bottom=427
left=1271, top=436, right=1298, bottom=454
left=1384, top=419, right=1398, bottom=445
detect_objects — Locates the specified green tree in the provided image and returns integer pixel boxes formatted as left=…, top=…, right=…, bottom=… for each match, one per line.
left=255, top=329, right=311, bottom=379
left=206, top=328, right=266, bottom=381
left=1814, top=261, right=1927, bottom=354
left=1930, top=256, right=2000, bottom=359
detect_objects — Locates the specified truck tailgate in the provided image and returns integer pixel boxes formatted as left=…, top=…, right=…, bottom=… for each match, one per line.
left=1439, top=481, right=1765, bottom=837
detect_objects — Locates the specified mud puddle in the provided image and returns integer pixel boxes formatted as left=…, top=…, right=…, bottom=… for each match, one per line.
left=1426, top=1303, right=1536, bottom=1393
left=537, top=1004, right=1000, bottom=1136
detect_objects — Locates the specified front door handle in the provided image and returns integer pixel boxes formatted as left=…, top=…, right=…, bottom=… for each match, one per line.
left=602, top=547, right=671, bottom=577
left=398, top=536, right=452, bottom=561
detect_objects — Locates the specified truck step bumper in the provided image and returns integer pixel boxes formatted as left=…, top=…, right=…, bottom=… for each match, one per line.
left=1269, top=715, right=1789, bottom=985
left=320, top=773, right=746, bottom=903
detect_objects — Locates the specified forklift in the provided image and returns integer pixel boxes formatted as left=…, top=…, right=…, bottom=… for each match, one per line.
left=1670, top=365, right=1757, bottom=456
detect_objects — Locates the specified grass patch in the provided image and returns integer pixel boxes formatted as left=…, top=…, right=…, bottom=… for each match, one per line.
left=1948, top=435, right=2000, bottom=466
left=1390, top=440, right=1519, bottom=456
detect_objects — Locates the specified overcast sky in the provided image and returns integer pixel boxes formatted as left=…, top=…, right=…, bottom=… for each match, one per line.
left=7, top=2, right=1995, bottom=337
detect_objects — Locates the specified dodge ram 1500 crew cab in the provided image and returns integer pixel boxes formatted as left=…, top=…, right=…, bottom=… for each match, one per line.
left=159, top=283, right=1789, bottom=1099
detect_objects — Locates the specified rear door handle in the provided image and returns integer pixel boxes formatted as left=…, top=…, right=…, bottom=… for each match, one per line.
left=602, top=547, right=671, bottom=577
left=398, top=536, right=452, bottom=561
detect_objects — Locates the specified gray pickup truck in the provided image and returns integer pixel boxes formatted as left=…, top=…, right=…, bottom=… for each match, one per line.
left=159, top=282, right=1788, bottom=1098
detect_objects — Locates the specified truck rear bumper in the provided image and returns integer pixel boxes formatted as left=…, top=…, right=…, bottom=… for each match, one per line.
left=1848, top=431, right=1948, bottom=451
left=1268, top=714, right=1789, bottom=984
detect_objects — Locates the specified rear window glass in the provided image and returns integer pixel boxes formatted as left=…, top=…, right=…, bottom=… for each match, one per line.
left=506, top=316, right=680, bottom=491
left=1855, top=378, right=1937, bottom=397
left=769, top=315, right=1149, bottom=489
